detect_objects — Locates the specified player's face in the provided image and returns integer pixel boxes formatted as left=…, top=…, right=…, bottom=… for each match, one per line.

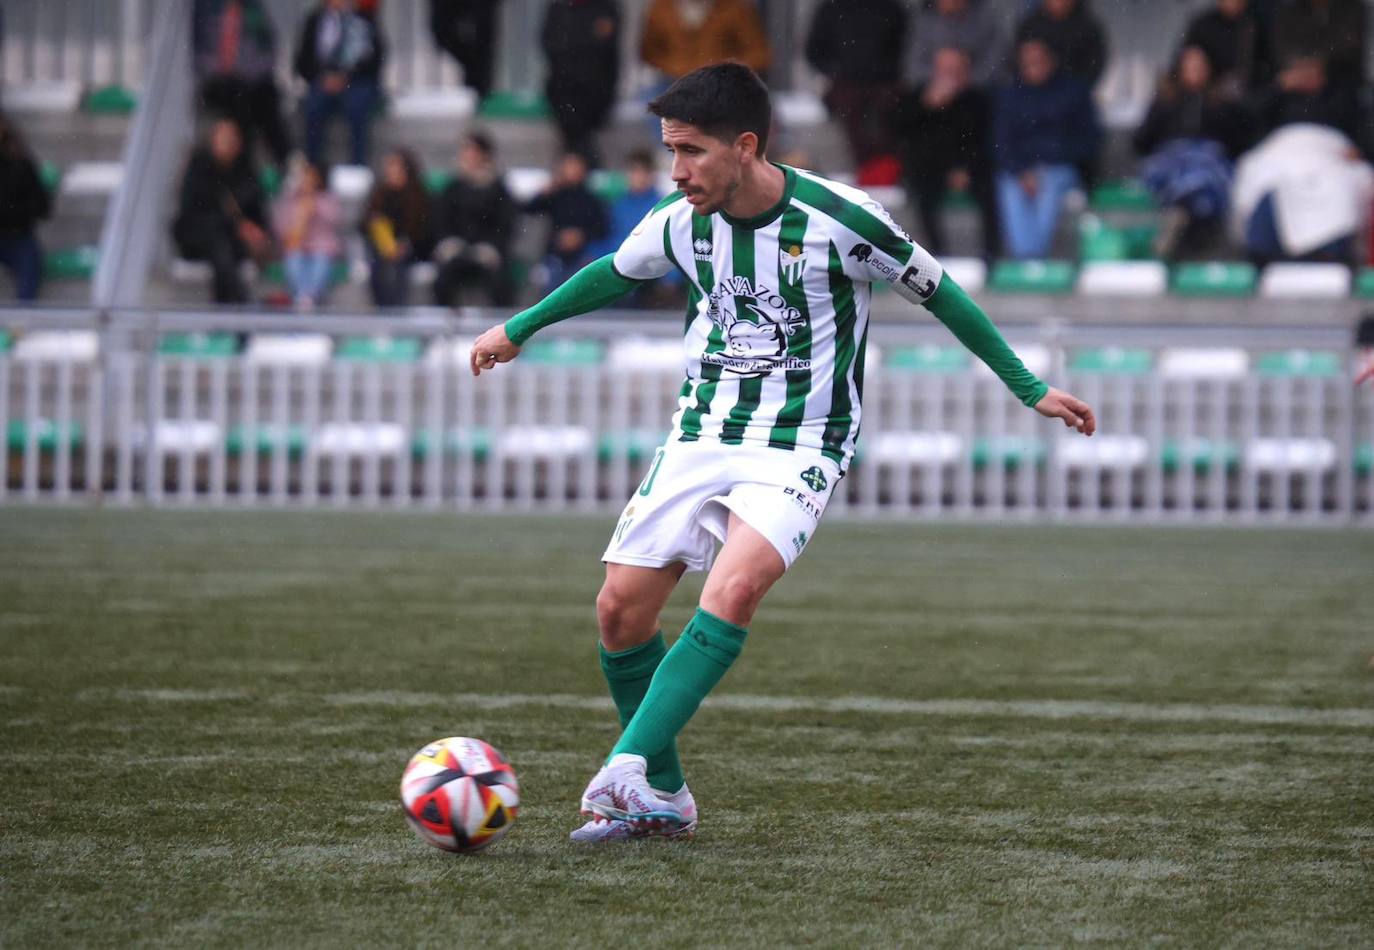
left=662, top=119, right=743, bottom=216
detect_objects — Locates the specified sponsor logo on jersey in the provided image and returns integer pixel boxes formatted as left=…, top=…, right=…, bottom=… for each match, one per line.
left=799, top=466, right=828, bottom=493
left=848, top=243, right=873, bottom=263
left=780, top=243, right=807, bottom=284
left=900, top=266, right=937, bottom=298
left=693, top=237, right=713, bottom=262
left=703, top=276, right=811, bottom=377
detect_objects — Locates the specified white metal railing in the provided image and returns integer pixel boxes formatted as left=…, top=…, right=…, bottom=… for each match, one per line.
left=2, top=308, right=1371, bottom=524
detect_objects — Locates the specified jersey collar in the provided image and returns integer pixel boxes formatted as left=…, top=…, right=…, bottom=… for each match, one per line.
left=720, top=163, right=796, bottom=231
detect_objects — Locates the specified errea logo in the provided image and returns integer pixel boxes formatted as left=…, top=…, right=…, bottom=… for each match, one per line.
left=693, top=237, right=713, bottom=261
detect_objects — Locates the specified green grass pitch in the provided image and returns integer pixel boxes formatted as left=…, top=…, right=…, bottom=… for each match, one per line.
left=2, top=509, right=1372, bottom=947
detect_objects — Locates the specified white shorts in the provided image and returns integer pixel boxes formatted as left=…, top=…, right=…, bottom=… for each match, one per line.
left=602, top=440, right=843, bottom=573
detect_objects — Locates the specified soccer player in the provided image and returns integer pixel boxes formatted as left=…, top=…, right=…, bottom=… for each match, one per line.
left=470, top=63, right=1096, bottom=841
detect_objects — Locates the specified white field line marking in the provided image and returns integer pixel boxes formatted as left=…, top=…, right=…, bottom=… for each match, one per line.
left=320, top=691, right=1374, bottom=729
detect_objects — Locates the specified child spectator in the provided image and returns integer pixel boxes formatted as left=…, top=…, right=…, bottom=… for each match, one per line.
left=525, top=151, right=609, bottom=290
left=172, top=118, right=271, bottom=304
left=540, top=0, right=621, bottom=168
left=639, top=0, right=771, bottom=82
left=432, top=132, right=516, bottom=308
left=192, top=0, right=292, bottom=168
left=295, top=0, right=385, bottom=167
left=993, top=39, right=1099, bottom=259
left=892, top=47, right=1000, bottom=260
left=590, top=149, right=679, bottom=305
left=361, top=149, right=432, bottom=308
left=804, top=0, right=908, bottom=173
left=1014, top=0, right=1109, bottom=89
left=0, top=112, right=51, bottom=302
left=272, top=159, right=343, bottom=309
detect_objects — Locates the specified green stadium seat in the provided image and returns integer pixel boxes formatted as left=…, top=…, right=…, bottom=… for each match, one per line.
left=259, top=166, right=283, bottom=198
left=226, top=424, right=308, bottom=458
left=39, top=160, right=62, bottom=194
left=1079, top=216, right=1158, bottom=261
left=1171, top=262, right=1256, bottom=297
left=1160, top=438, right=1240, bottom=474
left=335, top=336, right=423, bottom=363
left=1254, top=350, right=1342, bottom=378
left=478, top=90, right=551, bottom=120
left=590, top=169, right=629, bottom=202
left=884, top=345, right=970, bottom=373
left=1090, top=179, right=1156, bottom=212
left=1069, top=347, right=1152, bottom=374
left=1354, top=268, right=1374, bottom=298
left=988, top=260, right=1077, bottom=294
left=44, top=246, right=99, bottom=280
left=158, top=333, right=239, bottom=359
left=0, top=331, right=11, bottom=353
left=423, top=168, right=455, bottom=194
left=522, top=339, right=606, bottom=365
left=971, top=436, right=1047, bottom=468
left=597, top=430, right=669, bottom=463
left=1357, top=443, right=1373, bottom=476
left=260, top=259, right=350, bottom=287
left=82, top=84, right=137, bottom=114
left=412, top=427, right=493, bottom=462
left=7, top=419, right=83, bottom=452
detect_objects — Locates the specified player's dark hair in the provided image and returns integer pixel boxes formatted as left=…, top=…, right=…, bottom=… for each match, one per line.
left=625, top=147, right=656, bottom=171
left=465, top=130, right=495, bottom=159
left=648, top=61, right=772, bottom=155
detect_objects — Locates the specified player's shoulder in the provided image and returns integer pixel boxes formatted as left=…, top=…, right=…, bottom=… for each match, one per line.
left=787, top=166, right=914, bottom=249
left=789, top=166, right=883, bottom=213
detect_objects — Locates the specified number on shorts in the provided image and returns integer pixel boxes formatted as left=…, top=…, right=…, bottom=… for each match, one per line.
left=637, top=448, right=665, bottom=497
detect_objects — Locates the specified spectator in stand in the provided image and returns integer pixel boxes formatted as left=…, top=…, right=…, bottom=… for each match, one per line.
left=1180, top=0, right=1270, bottom=95
left=360, top=149, right=432, bottom=308
left=1252, top=54, right=1371, bottom=153
left=0, top=112, right=51, bottom=302
left=1232, top=122, right=1373, bottom=264
left=904, top=0, right=1006, bottom=87
left=589, top=149, right=679, bottom=305
left=432, top=132, right=516, bottom=308
left=1014, top=0, right=1109, bottom=88
left=541, top=0, right=621, bottom=168
left=295, top=0, right=385, bottom=167
left=804, top=0, right=908, bottom=178
left=640, top=0, right=771, bottom=83
left=993, top=38, right=1100, bottom=259
left=525, top=151, right=609, bottom=290
left=192, top=0, right=292, bottom=169
left=428, top=0, right=502, bottom=99
left=172, top=118, right=271, bottom=304
left=1134, top=46, right=1253, bottom=259
left=1271, top=0, right=1366, bottom=97
left=272, top=158, right=342, bottom=310
left=892, top=47, right=999, bottom=260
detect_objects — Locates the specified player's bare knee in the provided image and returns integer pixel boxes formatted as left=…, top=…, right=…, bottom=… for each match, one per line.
left=595, top=583, right=650, bottom=650
left=709, top=572, right=769, bottom=621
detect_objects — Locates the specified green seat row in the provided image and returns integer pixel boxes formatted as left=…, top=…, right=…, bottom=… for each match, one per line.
left=883, top=346, right=1344, bottom=379
left=7, top=419, right=84, bottom=451
left=44, top=246, right=99, bottom=281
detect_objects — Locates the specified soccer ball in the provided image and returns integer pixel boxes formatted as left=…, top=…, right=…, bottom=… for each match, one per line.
left=400, top=736, right=519, bottom=853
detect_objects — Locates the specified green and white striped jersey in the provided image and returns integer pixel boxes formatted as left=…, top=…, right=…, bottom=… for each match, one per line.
left=612, top=164, right=943, bottom=471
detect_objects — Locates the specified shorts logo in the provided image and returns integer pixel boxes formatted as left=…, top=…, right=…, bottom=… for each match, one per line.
left=901, top=266, right=937, bottom=299
left=693, top=237, right=713, bottom=262
left=791, top=530, right=809, bottom=554
left=783, top=486, right=822, bottom=520
left=848, top=243, right=872, bottom=263
left=799, top=466, right=828, bottom=493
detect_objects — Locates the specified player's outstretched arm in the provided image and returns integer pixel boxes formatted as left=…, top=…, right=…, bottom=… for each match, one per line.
left=921, top=273, right=1096, bottom=436
left=469, top=254, right=644, bottom=377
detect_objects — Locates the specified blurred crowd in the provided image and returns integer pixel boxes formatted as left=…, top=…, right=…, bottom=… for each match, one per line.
left=2, top=0, right=1374, bottom=308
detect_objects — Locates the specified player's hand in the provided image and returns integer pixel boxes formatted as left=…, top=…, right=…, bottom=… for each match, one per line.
left=470, top=324, right=521, bottom=377
left=1034, top=386, right=1096, bottom=436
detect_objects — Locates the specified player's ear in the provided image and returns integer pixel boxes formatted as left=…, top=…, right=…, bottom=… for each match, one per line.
left=734, top=131, right=759, bottom=163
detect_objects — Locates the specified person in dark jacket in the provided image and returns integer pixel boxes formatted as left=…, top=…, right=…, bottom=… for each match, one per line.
left=294, top=0, right=385, bottom=167
left=172, top=118, right=271, bottom=304
left=526, top=151, right=609, bottom=290
left=429, top=0, right=502, bottom=99
left=1135, top=47, right=1254, bottom=159
left=192, top=0, right=292, bottom=168
left=804, top=0, right=908, bottom=170
left=432, top=132, right=517, bottom=307
left=1014, top=0, right=1109, bottom=88
left=892, top=47, right=999, bottom=259
left=1180, top=0, right=1269, bottom=94
left=541, top=0, right=621, bottom=167
left=993, top=38, right=1100, bottom=259
left=904, top=0, right=1005, bottom=87
left=1251, top=53, right=1372, bottom=154
left=1271, top=0, right=1366, bottom=96
left=0, top=113, right=52, bottom=301
left=360, top=148, right=432, bottom=308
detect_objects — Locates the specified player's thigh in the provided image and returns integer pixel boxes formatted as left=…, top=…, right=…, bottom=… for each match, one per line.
left=597, top=561, right=688, bottom=649
left=698, top=512, right=787, bottom=627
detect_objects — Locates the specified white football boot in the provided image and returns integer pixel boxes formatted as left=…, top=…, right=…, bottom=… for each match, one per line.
left=569, top=783, right=698, bottom=842
left=578, top=753, right=685, bottom=830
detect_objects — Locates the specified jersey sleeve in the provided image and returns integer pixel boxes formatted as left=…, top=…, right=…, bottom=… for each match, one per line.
left=840, top=195, right=944, bottom=305
left=611, top=198, right=681, bottom=281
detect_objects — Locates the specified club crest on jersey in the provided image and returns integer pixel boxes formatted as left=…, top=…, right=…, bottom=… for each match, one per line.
left=799, top=466, right=828, bottom=493
left=693, top=237, right=713, bottom=262
left=703, top=276, right=810, bottom=378
left=780, top=243, right=807, bottom=284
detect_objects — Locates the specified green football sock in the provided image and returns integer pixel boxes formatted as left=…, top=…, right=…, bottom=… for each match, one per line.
left=599, top=633, right=684, bottom=793
left=611, top=608, right=748, bottom=765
